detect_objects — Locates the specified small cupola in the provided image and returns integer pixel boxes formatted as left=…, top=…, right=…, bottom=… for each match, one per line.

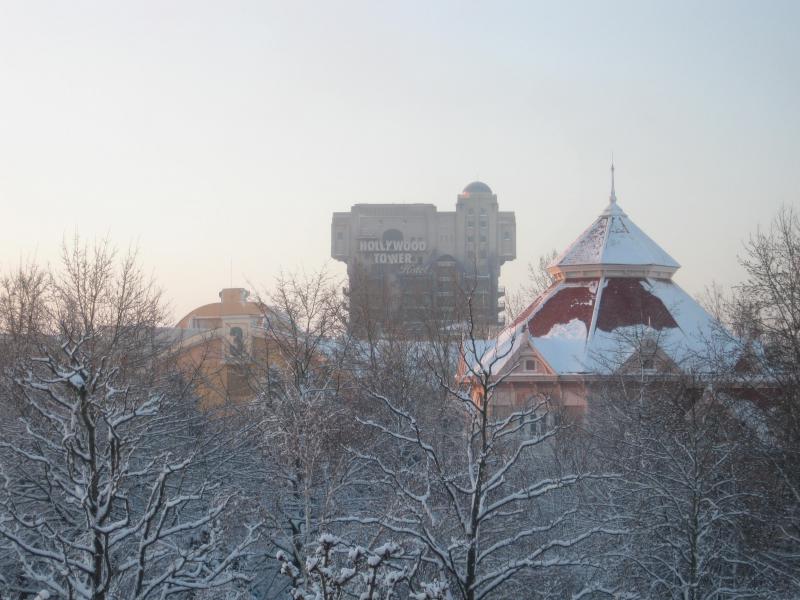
left=219, top=288, right=250, bottom=305
left=547, top=163, right=680, bottom=281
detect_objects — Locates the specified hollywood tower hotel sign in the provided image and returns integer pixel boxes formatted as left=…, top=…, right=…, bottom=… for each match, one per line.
left=331, top=182, right=517, bottom=329
left=359, top=237, right=428, bottom=270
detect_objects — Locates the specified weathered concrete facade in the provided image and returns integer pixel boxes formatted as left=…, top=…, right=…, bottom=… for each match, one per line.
left=331, top=181, right=516, bottom=331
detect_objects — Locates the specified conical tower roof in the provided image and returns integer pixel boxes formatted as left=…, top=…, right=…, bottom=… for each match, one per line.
left=478, top=166, right=721, bottom=377
left=548, top=166, right=679, bottom=280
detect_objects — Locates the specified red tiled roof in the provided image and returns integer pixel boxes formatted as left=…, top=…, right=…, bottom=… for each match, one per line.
left=595, top=278, right=678, bottom=332
left=527, top=283, right=597, bottom=337
left=511, top=278, right=596, bottom=328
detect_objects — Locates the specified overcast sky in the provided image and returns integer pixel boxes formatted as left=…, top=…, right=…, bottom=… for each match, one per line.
left=1, top=1, right=798, bottom=322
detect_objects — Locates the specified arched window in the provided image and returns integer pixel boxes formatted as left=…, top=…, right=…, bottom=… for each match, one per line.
left=382, top=228, right=403, bottom=243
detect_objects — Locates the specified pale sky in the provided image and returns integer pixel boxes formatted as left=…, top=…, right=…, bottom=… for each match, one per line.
left=1, top=1, right=798, bottom=322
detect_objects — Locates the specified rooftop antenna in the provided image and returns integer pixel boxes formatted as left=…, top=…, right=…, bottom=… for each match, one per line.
left=609, top=154, right=617, bottom=204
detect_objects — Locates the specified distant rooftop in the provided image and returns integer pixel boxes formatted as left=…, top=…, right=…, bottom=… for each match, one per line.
left=176, top=287, right=264, bottom=328
left=462, top=181, right=493, bottom=194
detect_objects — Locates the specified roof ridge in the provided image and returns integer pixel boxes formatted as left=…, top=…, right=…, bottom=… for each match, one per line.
left=549, top=215, right=609, bottom=270
left=598, top=210, right=614, bottom=267
left=586, top=276, right=607, bottom=350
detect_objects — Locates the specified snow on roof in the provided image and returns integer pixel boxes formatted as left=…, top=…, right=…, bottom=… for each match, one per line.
left=595, top=278, right=678, bottom=332
left=551, top=201, right=679, bottom=271
left=471, top=277, right=721, bottom=377
left=553, top=218, right=608, bottom=266
left=471, top=186, right=721, bottom=378
left=524, top=278, right=599, bottom=374
left=644, top=278, right=719, bottom=357
left=532, top=278, right=718, bottom=374
left=528, top=280, right=598, bottom=336
left=532, top=318, right=589, bottom=373
left=470, top=278, right=596, bottom=376
left=463, top=321, right=526, bottom=377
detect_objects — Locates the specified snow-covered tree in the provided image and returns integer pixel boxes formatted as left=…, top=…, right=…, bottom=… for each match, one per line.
left=585, top=360, right=770, bottom=599
left=277, top=533, right=448, bottom=600
left=344, top=302, right=619, bottom=600
left=220, top=269, right=372, bottom=598
left=0, top=239, right=260, bottom=599
left=702, top=206, right=800, bottom=593
left=504, top=249, right=558, bottom=322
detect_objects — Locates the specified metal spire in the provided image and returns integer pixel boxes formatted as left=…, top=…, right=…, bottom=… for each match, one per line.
left=610, top=156, right=617, bottom=204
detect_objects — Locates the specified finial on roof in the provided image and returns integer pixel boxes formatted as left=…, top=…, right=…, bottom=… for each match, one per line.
left=609, top=156, right=617, bottom=204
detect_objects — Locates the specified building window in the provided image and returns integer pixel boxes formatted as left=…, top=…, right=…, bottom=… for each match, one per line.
left=479, top=207, right=487, bottom=215
left=229, top=326, right=245, bottom=356
left=492, top=404, right=513, bottom=421
left=467, top=208, right=474, bottom=215
left=642, top=357, right=655, bottom=371
left=467, top=234, right=474, bottom=242
left=503, top=230, right=511, bottom=240
left=525, top=359, right=537, bottom=371
left=337, top=231, right=343, bottom=240
left=530, top=414, right=544, bottom=436
left=480, top=234, right=487, bottom=242
left=479, top=219, right=487, bottom=228
left=192, top=317, right=215, bottom=329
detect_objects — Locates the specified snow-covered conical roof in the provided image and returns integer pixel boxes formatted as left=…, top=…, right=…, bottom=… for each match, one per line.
left=477, top=169, right=719, bottom=377
left=548, top=171, right=679, bottom=280
left=504, top=276, right=718, bottom=375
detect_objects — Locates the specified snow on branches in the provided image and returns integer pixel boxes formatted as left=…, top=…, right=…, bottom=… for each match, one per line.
left=277, top=534, right=447, bottom=600
left=0, top=240, right=262, bottom=599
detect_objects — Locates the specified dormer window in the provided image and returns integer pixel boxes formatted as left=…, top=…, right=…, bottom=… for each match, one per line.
left=525, top=359, right=537, bottom=372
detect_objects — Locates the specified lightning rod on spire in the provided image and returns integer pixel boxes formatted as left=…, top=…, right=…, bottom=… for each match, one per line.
left=610, top=155, right=617, bottom=204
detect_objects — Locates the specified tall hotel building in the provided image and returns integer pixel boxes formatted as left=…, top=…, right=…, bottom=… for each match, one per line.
left=331, top=181, right=516, bottom=331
